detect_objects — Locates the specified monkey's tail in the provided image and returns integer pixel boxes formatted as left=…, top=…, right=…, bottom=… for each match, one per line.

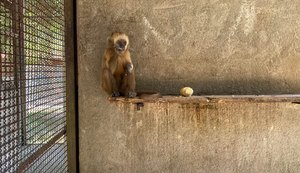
left=137, top=91, right=162, bottom=100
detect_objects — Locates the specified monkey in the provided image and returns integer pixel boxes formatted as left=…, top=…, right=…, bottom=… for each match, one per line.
left=101, top=32, right=137, bottom=98
left=101, top=32, right=162, bottom=99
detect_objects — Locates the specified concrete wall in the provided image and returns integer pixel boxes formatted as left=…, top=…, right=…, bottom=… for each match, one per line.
left=78, top=0, right=300, bottom=95
left=79, top=102, right=300, bottom=173
left=77, top=0, right=300, bottom=172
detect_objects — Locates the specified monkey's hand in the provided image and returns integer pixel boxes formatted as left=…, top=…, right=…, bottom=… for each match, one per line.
left=125, top=63, right=134, bottom=74
left=112, top=91, right=120, bottom=97
left=127, top=91, right=137, bottom=98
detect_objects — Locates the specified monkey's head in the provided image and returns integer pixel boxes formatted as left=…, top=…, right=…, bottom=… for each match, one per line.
left=108, top=32, right=129, bottom=55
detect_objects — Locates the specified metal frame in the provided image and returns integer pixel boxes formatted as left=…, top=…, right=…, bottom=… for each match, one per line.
left=1, top=0, right=76, bottom=172
left=65, top=0, right=79, bottom=172
left=17, top=128, right=67, bottom=173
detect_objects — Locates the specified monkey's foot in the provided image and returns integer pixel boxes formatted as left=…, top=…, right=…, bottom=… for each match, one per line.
left=127, top=91, right=137, bottom=98
left=112, top=91, right=120, bottom=97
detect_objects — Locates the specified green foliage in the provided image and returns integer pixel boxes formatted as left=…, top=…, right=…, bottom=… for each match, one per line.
left=0, top=6, right=13, bottom=54
left=0, top=1, right=64, bottom=64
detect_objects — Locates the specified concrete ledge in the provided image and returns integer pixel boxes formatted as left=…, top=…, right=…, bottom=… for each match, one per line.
left=108, top=94, right=300, bottom=104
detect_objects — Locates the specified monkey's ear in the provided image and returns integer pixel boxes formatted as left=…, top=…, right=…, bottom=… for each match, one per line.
left=107, top=36, right=113, bottom=44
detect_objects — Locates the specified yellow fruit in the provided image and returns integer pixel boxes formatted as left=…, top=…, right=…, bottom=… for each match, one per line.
left=180, top=87, right=193, bottom=97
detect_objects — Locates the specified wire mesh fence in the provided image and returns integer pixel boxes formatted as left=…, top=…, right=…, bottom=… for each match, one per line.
left=1, top=0, right=67, bottom=172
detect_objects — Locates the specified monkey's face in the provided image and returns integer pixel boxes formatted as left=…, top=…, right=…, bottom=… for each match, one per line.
left=115, top=39, right=127, bottom=54
left=110, top=32, right=129, bottom=55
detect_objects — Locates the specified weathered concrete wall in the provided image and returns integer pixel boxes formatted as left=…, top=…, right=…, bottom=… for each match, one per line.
left=78, top=0, right=300, bottom=95
left=79, top=102, right=300, bottom=173
left=77, top=0, right=300, bottom=172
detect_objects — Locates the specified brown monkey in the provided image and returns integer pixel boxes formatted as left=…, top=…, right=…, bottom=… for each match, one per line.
left=101, top=32, right=137, bottom=98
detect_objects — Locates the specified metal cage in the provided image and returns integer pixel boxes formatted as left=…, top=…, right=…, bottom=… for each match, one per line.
left=0, top=0, right=70, bottom=172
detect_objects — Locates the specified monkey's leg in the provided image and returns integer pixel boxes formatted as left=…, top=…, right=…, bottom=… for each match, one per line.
left=102, top=68, right=120, bottom=97
left=120, top=64, right=136, bottom=98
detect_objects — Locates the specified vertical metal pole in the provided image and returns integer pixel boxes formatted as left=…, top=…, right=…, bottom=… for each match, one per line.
left=17, top=0, right=27, bottom=146
left=64, top=0, right=79, bottom=172
left=11, top=0, right=22, bottom=149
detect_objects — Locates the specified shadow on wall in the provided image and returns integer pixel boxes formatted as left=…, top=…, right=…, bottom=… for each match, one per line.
left=136, top=78, right=300, bottom=95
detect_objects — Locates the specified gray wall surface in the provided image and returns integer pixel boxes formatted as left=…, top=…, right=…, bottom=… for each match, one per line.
left=77, top=0, right=300, bottom=172
left=78, top=0, right=300, bottom=95
left=79, top=102, right=300, bottom=173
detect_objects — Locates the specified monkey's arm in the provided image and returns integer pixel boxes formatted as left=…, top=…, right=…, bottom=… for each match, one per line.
left=101, top=51, right=120, bottom=96
left=123, top=51, right=134, bottom=73
left=102, top=68, right=120, bottom=96
left=102, top=50, right=112, bottom=69
left=118, top=51, right=136, bottom=97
